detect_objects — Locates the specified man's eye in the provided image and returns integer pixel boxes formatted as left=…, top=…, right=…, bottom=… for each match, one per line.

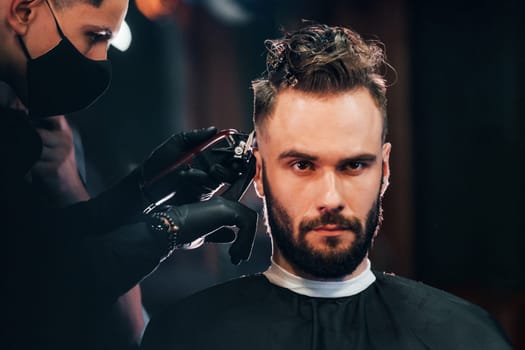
left=348, top=162, right=363, bottom=169
left=292, top=160, right=314, bottom=171
left=341, top=161, right=366, bottom=173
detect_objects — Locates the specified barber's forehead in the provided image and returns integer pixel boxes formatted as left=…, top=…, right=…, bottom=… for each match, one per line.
left=60, top=0, right=127, bottom=29
left=52, top=0, right=101, bottom=10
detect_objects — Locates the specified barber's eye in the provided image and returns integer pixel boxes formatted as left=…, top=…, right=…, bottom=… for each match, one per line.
left=87, top=31, right=111, bottom=44
left=87, top=33, right=103, bottom=42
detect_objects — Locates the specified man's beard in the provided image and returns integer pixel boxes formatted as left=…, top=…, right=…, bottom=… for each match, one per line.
left=262, top=170, right=383, bottom=279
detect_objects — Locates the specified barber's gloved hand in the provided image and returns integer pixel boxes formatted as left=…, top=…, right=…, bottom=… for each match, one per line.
left=147, top=197, right=258, bottom=265
left=139, top=127, right=237, bottom=206
left=72, top=126, right=241, bottom=238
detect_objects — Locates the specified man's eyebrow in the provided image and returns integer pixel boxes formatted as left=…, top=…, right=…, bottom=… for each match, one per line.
left=278, top=150, right=318, bottom=161
left=279, top=150, right=378, bottom=163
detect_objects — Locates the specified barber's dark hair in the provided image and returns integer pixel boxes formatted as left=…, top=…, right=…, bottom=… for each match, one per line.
left=252, top=22, right=389, bottom=141
left=50, top=0, right=104, bottom=9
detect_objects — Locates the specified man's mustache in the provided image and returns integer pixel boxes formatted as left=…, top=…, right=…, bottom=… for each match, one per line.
left=299, top=211, right=363, bottom=237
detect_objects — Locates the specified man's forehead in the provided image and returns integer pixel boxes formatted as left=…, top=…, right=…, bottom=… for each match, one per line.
left=258, top=88, right=383, bottom=151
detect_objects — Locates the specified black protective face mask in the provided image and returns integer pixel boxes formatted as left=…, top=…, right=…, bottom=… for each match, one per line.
left=17, top=1, right=112, bottom=117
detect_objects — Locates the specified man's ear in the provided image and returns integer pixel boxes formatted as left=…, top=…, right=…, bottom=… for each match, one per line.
left=252, top=148, right=265, bottom=198
left=7, top=0, right=42, bottom=35
left=381, top=142, right=391, bottom=196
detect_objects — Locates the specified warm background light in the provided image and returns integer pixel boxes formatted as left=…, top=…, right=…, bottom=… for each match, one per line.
left=135, top=0, right=178, bottom=20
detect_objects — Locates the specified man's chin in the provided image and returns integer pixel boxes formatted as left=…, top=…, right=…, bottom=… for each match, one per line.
left=276, top=239, right=365, bottom=279
left=305, top=235, right=355, bottom=252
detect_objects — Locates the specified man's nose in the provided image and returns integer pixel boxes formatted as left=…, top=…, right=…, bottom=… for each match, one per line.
left=316, top=172, right=345, bottom=214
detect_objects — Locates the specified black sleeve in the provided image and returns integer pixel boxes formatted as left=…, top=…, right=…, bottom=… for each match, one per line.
left=0, top=107, right=42, bottom=179
left=32, top=170, right=166, bottom=311
left=78, top=222, right=168, bottom=307
left=56, top=168, right=147, bottom=239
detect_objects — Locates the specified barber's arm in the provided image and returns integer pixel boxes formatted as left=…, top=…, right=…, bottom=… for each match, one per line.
left=59, top=126, right=236, bottom=237
left=31, top=115, right=89, bottom=206
left=44, top=126, right=256, bottom=302
left=30, top=116, right=147, bottom=346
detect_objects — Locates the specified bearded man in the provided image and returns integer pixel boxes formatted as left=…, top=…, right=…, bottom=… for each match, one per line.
left=140, top=22, right=512, bottom=350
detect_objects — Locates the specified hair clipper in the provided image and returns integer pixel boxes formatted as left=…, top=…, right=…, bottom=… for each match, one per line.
left=143, top=129, right=256, bottom=215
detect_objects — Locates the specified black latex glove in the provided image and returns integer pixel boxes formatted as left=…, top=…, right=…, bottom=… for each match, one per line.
left=60, top=127, right=242, bottom=239
left=140, top=127, right=237, bottom=206
left=147, top=197, right=258, bottom=265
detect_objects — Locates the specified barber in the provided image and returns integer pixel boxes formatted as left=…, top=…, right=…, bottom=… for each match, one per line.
left=0, top=0, right=257, bottom=349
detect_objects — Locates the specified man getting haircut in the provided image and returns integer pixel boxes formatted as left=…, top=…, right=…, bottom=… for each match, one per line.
left=141, top=22, right=512, bottom=350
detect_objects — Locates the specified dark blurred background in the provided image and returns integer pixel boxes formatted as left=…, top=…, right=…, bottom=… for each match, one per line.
left=69, top=0, right=523, bottom=347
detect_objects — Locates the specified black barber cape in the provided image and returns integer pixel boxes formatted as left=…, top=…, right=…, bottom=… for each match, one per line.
left=141, top=265, right=512, bottom=350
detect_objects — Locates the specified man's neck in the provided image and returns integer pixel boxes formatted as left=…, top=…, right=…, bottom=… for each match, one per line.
left=264, top=257, right=376, bottom=298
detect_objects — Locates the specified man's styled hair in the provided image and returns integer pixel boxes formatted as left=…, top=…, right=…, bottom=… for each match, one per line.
left=50, top=0, right=104, bottom=9
left=252, top=22, right=389, bottom=141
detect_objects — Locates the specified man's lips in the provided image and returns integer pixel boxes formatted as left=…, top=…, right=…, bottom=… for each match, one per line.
left=312, top=225, right=352, bottom=236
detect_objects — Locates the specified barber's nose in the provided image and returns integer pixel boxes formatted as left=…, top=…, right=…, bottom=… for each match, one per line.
left=316, top=172, right=345, bottom=214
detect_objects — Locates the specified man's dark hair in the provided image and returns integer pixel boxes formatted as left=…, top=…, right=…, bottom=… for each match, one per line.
left=50, top=0, right=104, bottom=9
left=253, top=22, right=389, bottom=141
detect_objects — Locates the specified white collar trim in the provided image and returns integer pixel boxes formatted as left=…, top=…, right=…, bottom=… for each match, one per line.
left=263, top=258, right=376, bottom=298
